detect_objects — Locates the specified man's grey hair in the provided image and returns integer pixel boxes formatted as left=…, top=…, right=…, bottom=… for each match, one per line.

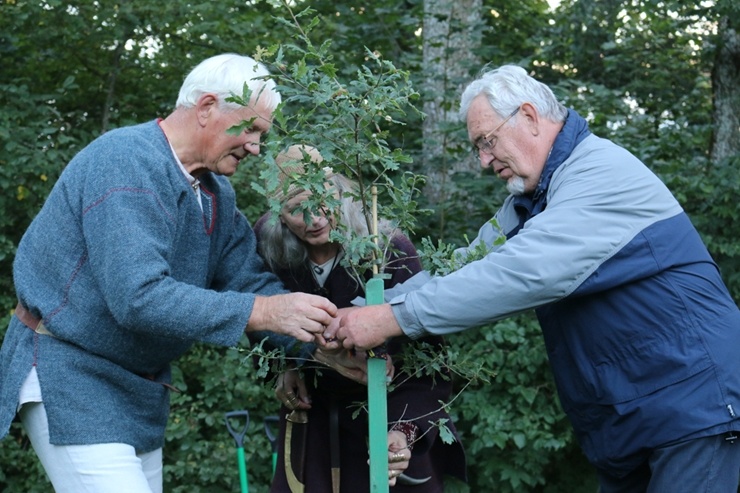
left=459, top=64, right=567, bottom=123
left=176, top=53, right=281, bottom=112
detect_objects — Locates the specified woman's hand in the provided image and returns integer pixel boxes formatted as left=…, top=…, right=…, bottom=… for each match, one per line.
left=313, top=347, right=395, bottom=384
left=386, top=429, right=411, bottom=486
left=274, top=367, right=311, bottom=410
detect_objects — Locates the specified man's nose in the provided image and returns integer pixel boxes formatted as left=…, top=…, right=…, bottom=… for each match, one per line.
left=479, top=152, right=494, bottom=169
left=244, top=141, right=260, bottom=155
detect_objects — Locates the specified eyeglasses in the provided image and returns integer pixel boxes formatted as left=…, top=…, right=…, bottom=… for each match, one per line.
left=472, top=107, right=520, bottom=155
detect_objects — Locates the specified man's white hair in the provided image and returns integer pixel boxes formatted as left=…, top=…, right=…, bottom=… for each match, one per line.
left=459, top=64, right=567, bottom=123
left=176, top=53, right=281, bottom=111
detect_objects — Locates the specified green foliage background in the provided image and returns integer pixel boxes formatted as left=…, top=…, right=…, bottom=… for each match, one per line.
left=1, top=0, right=737, bottom=492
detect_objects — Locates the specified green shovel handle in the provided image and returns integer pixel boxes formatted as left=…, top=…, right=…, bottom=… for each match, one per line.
left=225, top=410, right=250, bottom=493
left=264, top=415, right=279, bottom=476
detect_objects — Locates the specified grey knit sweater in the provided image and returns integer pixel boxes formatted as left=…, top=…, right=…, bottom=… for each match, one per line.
left=0, top=120, right=286, bottom=452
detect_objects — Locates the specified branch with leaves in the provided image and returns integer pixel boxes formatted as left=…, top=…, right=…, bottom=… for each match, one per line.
left=237, top=5, right=503, bottom=431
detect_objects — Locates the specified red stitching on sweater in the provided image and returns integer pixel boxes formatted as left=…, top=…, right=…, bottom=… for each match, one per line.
left=33, top=331, right=39, bottom=367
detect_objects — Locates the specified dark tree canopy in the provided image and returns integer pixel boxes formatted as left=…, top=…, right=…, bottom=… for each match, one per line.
left=0, top=1, right=736, bottom=492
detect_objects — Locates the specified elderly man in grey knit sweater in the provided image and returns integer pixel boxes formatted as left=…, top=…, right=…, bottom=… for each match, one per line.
left=0, top=53, right=340, bottom=493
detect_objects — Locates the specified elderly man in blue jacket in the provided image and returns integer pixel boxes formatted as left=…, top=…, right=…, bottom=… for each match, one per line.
left=0, top=53, right=340, bottom=492
left=324, top=65, right=740, bottom=492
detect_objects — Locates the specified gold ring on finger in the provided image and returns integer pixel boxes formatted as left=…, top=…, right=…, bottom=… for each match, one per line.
left=389, top=452, right=405, bottom=463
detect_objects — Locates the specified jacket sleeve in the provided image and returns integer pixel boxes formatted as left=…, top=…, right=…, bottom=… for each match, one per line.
left=392, top=136, right=684, bottom=338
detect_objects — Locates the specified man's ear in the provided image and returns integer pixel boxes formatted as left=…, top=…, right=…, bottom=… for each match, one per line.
left=519, top=102, right=540, bottom=136
left=195, top=93, right=219, bottom=126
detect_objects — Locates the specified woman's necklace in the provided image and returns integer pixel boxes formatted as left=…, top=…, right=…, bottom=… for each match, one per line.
left=309, top=251, right=342, bottom=287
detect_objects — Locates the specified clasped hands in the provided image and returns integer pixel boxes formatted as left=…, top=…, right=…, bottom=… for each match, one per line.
left=248, top=295, right=402, bottom=351
left=315, top=305, right=404, bottom=352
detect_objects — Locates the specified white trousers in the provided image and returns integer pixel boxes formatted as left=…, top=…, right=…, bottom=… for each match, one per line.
left=19, top=401, right=163, bottom=493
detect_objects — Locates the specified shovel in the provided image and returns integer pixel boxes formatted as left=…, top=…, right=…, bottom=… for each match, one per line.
left=225, top=410, right=251, bottom=493
left=263, top=415, right=279, bottom=476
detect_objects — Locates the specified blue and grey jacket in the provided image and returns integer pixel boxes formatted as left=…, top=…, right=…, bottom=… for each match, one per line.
left=390, top=110, right=740, bottom=476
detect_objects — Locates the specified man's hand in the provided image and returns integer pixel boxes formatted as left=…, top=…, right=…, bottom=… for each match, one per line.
left=275, top=368, right=311, bottom=410
left=321, top=304, right=402, bottom=350
left=247, top=293, right=337, bottom=342
left=313, top=306, right=356, bottom=350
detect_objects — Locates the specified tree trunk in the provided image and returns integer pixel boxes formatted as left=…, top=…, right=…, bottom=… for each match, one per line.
left=421, top=0, right=482, bottom=235
left=101, top=43, right=125, bottom=134
left=711, top=15, right=740, bottom=163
